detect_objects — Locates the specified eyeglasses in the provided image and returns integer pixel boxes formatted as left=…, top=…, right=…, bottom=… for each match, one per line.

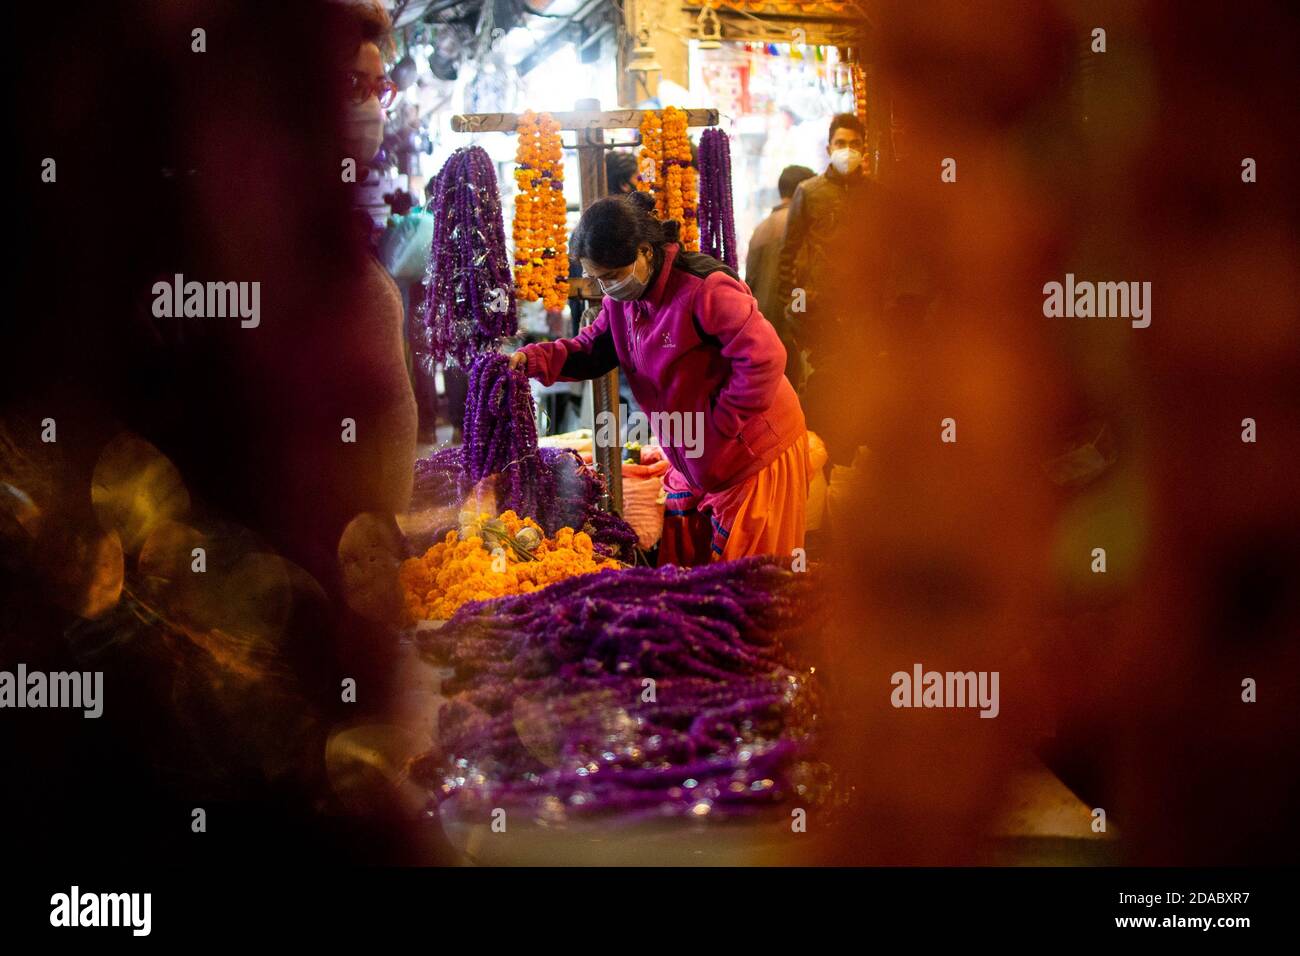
left=346, top=71, right=399, bottom=109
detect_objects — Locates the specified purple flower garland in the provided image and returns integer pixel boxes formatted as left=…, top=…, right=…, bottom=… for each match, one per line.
left=421, top=147, right=517, bottom=367
left=462, top=351, right=548, bottom=522
left=698, top=128, right=738, bottom=272
left=413, top=148, right=638, bottom=558
left=414, top=557, right=829, bottom=823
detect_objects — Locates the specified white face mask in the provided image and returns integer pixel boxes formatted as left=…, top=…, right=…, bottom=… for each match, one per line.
left=830, top=147, right=863, bottom=176
left=598, top=251, right=650, bottom=301
left=345, top=95, right=385, bottom=162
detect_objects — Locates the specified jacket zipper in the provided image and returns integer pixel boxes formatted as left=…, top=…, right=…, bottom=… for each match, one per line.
left=627, top=308, right=642, bottom=371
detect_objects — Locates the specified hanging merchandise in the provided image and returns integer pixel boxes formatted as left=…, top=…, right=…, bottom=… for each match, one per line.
left=852, top=64, right=868, bottom=128
left=512, top=111, right=570, bottom=310
left=636, top=110, right=665, bottom=218
left=664, top=107, right=699, bottom=251
left=637, top=108, right=699, bottom=252
left=698, top=128, right=738, bottom=272
left=422, top=146, right=517, bottom=367
left=463, top=351, right=549, bottom=522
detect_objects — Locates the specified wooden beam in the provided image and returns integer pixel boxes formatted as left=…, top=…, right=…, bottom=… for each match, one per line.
left=451, top=108, right=720, bottom=133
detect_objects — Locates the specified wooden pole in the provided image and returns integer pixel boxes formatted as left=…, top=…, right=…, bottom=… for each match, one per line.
left=571, top=97, right=624, bottom=514
left=450, top=108, right=719, bottom=133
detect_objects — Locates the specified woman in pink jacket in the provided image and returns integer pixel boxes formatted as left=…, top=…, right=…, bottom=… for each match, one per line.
left=511, top=191, right=810, bottom=565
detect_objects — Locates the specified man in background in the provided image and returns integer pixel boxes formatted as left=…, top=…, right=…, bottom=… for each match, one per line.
left=777, top=113, right=880, bottom=464
left=745, top=164, right=814, bottom=383
left=777, top=115, right=873, bottom=373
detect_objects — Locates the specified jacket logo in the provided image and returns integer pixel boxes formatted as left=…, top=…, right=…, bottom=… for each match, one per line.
left=661, top=332, right=676, bottom=348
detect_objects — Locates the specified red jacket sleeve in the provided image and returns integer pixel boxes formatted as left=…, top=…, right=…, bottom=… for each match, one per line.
left=520, top=302, right=619, bottom=385
left=694, top=272, right=788, bottom=438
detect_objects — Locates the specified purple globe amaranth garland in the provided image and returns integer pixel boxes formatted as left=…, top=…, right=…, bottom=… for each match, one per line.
left=413, top=557, right=831, bottom=824
left=698, top=128, right=738, bottom=272
left=413, top=149, right=638, bottom=559
left=462, top=351, right=548, bottom=523
left=421, top=146, right=517, bottom=367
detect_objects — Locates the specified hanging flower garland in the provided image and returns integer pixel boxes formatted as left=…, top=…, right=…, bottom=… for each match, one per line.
left=422, top=146, right=517, bottom=367
left=636, top=110, right=665, bottom=218
left=852, top=64, right=868, bottom=128
left=637, top=107, right=699, bottom=251
left=463, top=351, right=549, bottom=522
left=512, top=111, right=569, bottom=310
left=698, top=128, right=738, bottom=271
left=662, top=106, right=699, bottom=251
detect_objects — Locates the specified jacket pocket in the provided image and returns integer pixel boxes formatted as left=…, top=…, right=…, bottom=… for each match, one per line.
left=694, top=403, right=758, bottom=491
left=736, top=413, right=783, bottom=462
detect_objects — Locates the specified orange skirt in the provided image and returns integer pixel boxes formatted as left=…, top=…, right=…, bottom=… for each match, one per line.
left=659, top=431, right=812, bottom=565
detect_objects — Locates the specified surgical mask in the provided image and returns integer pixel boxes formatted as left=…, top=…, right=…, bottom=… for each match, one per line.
left=345, top=95, right=385, bottom=162
left=599, top=253, right=649, bottom=301
left=830, top=147, right=863, bottom=176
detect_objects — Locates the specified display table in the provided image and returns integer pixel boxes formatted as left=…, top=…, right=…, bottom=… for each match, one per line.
left=381, top=638, right=1117, bottom=866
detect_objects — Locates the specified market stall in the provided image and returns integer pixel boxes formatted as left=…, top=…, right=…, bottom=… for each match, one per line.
left=386, top=83, right=1111, bottom=868
left=367, top=1, right=1122, bottom=867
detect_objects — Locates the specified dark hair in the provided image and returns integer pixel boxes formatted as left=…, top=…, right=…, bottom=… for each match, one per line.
left=327, top=0, right=395, bottom=64
left=571, top=191, right=679, bottom=269
left=828, top=112, right=866, bottom=143
left=778, top=164, right=816, bottom=199
left=383, top=189, right=415, bottom=216
left=605, top=151, right=639, bottom=194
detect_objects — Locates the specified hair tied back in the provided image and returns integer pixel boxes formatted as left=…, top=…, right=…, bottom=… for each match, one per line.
left=628, top=190, right=656, bottom=213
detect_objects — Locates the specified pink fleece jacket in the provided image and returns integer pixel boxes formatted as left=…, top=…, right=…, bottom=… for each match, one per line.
left=521, top=243, right=805, bottom=493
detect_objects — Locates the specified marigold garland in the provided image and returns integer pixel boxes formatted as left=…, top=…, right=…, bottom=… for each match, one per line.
left=636, top=110, right=664, bottom=217
left=663, top=107, right=699, bottom=251
left=637, top=107, right=699, bottom=251
left=513, top=111, right=569, bottom=310
left=400, top=510, right=620, bottom=621
left=852, top=64, right=868, bottom=129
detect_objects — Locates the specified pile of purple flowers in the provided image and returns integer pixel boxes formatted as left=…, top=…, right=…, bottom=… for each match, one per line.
left=415, top=558, right=827, bottom=824
left=411, top=442, right=638, bottom=561
left=698, top=128, right=738, bottom=272
left=412, top=445, right=469, bottom=511
left=422, top=146, right=517, bottom=368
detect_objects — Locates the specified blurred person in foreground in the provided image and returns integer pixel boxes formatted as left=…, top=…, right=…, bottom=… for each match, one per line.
left=2, top=0, right=426, bottom=862
left=744, top=163, right=815, bottom=383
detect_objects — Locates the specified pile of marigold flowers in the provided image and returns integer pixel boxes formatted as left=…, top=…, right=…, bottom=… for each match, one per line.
left=400, top=510, right=621, bottom=621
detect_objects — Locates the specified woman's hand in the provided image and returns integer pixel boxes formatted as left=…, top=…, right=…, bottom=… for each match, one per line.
left=508, top=351, right=528, bottom=372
